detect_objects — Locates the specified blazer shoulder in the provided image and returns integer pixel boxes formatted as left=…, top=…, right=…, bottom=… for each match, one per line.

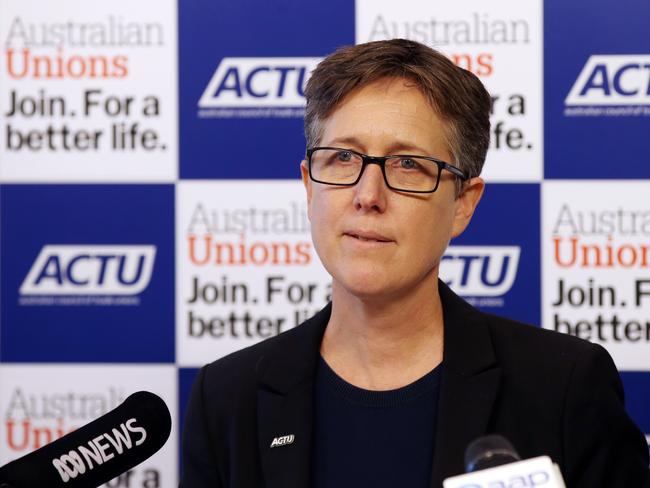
left=439, top=280, right=610, bottom=372
left=201, top=303, right=330, bottom=393
left=482, top=311, right=610, bottom=371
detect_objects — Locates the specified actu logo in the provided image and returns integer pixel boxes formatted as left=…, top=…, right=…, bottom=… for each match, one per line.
left=565, top=55, right=650, bottom=106
left=20, top=245, right=156, bottom=296
left=439, top=246, right=520, bottom=297
left=198, top=57, right=322, bottom=108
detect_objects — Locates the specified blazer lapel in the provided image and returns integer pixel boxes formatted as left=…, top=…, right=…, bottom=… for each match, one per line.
left=431, top=283, right=502, bottom=486
left=256, top=304, right=330, bottom=488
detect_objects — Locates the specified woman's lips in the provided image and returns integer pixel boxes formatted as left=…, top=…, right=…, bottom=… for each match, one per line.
left=344, top=230, right=393, bottom=243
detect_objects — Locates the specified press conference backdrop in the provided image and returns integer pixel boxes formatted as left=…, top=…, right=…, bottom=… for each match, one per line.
left=0, top=0, right=649, bottom=485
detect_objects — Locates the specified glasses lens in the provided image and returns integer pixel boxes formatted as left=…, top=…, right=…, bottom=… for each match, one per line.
left=310, top=149, right=362, bottom=184
left=385, top=156, right=441, bottom=192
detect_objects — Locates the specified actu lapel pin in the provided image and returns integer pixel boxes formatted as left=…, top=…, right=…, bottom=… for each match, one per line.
left=270, top=434, right=295, bottom=448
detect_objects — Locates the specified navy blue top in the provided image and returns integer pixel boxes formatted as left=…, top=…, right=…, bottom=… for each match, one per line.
left=312, top=356, right=442, bottom=487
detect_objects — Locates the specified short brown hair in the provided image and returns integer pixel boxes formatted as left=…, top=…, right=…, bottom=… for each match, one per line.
left=304, top=39, right=491, bottom=185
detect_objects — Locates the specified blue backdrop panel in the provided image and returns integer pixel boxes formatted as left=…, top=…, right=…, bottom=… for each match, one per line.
left=544, top=0, right=650, bottom=179
left=179, top=0, right=355, bottom=179
left=451, top=183, right=541, bottom=327
left=178, top=367, right=200, bottom=477
left=622, top=372, right=650, bottom=434
left=0, top=184, right=175, bottom=362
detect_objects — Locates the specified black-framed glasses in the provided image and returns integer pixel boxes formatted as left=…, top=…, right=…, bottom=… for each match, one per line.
left=306, top=147, right=468, bottom=194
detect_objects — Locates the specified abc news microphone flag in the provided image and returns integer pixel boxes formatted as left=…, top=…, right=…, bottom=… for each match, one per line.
left=1, top=0, right=649, bottom=486
left=0, top=392, right=171, bottom=488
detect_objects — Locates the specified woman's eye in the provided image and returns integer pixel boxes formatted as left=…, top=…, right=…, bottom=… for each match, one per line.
left=337, top=151, right=353, bottom=162
left=400, top=158, right=418, bottom=169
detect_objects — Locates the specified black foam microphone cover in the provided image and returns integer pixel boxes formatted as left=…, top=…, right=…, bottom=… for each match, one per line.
left=0, top=391, right=171, bottom=488
left=464, top=434, right=521, bottom=473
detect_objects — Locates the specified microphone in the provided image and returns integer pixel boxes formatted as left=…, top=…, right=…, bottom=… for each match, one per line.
left=443, top=435, right=566, bottom=488
left=464, top=434, right=521, bottom=472
left=0, top=391, right=171, bottom=488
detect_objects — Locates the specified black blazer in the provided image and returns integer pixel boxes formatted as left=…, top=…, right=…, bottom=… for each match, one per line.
left=181, top=282, right=650, bottom=488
